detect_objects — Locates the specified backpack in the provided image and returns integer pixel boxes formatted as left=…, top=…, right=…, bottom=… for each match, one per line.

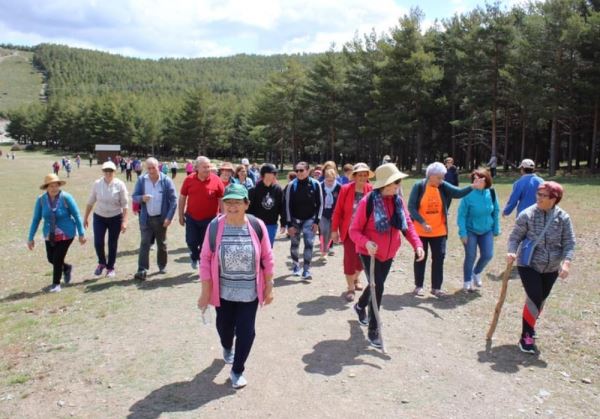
left=208, top=214, right=263, bottom=252
left=291, top=177, right=320, bottom=194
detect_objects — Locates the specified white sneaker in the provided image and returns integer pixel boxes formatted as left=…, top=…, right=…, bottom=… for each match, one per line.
left=230, top=371, right=247, bottom=389
left=472, top=272, right=482, bottom=287
left=49, top=284, right=61, bottom=293
left=463, top=281, right=473, bottom=292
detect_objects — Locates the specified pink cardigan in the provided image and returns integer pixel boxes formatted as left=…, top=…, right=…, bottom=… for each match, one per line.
left=349, top=193, right=422, bottom=262
left=199, top=215, right=275, bottom=307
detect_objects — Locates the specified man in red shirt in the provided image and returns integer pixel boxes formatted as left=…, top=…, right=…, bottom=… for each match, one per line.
left=179, top=156, right=224, bottom=270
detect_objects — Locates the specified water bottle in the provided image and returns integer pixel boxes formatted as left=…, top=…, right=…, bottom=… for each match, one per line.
left=201, top=306, right=212, bottom=325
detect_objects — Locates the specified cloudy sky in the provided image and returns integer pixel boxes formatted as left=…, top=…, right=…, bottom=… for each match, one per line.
left=0, top=0, right=522, bottom=58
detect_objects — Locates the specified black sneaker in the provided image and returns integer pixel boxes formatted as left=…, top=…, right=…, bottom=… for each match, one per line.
left=63, top=264, right=72, bottom=284
left=368, top=329, right=382, bottom=348
left=134, top=270, right=147, bottom=281
left=531, top=329, right=537, bottom=339
left=354, top=303, right=368, bottom=326
left=518, top=334, right=536, bottom=354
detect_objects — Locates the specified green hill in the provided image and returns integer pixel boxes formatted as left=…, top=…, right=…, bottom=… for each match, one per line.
left=0, top=47, right=44, bottom=113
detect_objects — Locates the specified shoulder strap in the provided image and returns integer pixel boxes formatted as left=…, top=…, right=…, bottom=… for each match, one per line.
left=532, top=209, right=555, bottom=247
left=366, top=191, right=374, bottom=220
left=209, top=214, right=263, bottom=252
left=490, top=188, right=496, bottom=205
left=246, top=214, right=264, bottom=243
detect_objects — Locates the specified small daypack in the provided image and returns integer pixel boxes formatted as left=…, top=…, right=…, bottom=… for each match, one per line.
left=208, top=214, right=264, bottom=252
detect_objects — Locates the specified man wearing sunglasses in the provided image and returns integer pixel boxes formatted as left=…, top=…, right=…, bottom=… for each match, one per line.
left=284, top=162, right=323, bottom=279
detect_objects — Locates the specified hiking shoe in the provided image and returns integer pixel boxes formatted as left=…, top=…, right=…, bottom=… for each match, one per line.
left=472, top=272, right=482, bottom=287
left=354, top=303, right=368, bottom=326
left=134, top=270, right=147, bottom=281
left=368, top=330, right=382, bottom=349
left=106, top=269, right=116, bottom=278
left=291, top=263, right=301, bottom=276
left=223, top=348, right=234, bottom=364
left=518, top=334, right=536, bottom=354
left=49, top=284, right=61, bottom=293
left=413, top=287, right=425, bottom=296
left=328, top=250, right=335, bottom=256
left=463, top=281, right=473, bottom=293
left=431, top=289, right=447, bottom=298
left=190, top=260, right=198, bottom=270
left=230, top=371, right=247, bottom=389
left=531, top=329, right=537, bottom=339
left=94, top=264, right=105, bottom=276
left=63, top=265, right=72, bottom=284
left=301, top=269, right=312, bottom=280
left=158, top=267, right=167, bottom=274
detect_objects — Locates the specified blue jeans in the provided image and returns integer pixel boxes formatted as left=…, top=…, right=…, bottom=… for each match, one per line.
left=289, top=218, right=316, bottom=267
left=265, top=224, right=278, bottom=248
left=462, top=230, right=494, bottom=283
left=216, top=298, right=259, bottom=375
left=185, top=214, right=212, bottom=262
left=93, top=213, right=122, bottom=270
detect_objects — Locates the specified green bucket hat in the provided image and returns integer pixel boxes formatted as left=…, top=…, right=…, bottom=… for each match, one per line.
left=223, top=183, right=248, bottom=200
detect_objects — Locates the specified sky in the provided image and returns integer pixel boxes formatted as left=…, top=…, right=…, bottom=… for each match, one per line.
left=0, top=0, right=523, bottom=59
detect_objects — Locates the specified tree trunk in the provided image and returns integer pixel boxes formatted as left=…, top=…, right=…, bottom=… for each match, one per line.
left=591, top=97, right=599, bottom=172
left=416, top=122, right=423, bottom=174
left=520, top=108, right=526, bottom=162
left=451, top=100, right=457, bottom=158
left=549, top=113, right=558, bottom=177
left=504, top=107, right=509, bottom=171
left=567, top=118, right=574, bottom=173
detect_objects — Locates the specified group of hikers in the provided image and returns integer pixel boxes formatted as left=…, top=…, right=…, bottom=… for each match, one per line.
left=27, top=155, right=575, bottom=389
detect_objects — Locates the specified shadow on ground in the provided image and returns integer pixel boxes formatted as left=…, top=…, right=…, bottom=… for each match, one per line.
left=84, top=272, right=196, bottom=293
left=486, top=265, right=520, bottom=282
left=382, top=290, right=482, bottom=319
left=477, top=341, right=548, bottom=373
left=127, top=359, right=234, bottom=419
left=297, top=295, right=350, bottom=316
left=0, top=278, right=101, bottom=302
left=302, top=320, right=390, bottom=376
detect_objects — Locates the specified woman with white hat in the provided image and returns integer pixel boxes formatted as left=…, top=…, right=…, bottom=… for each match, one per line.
left=349, top=163, right=424, bottom=348
left=83, top=161, right=129, bottom=278
left=27, top=174, right=86, bottom=292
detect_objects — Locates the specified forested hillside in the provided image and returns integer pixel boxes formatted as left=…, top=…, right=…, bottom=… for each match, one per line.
left=5, top=0, right=600, bottom=175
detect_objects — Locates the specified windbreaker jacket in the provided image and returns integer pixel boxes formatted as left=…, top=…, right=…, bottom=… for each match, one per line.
left=331, top=181, right=373, bottom=241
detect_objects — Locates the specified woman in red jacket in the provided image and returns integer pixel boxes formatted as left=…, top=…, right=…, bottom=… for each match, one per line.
left=349, top=163, right=424, bottom=348
left=331, top=163, right=374, bottom=302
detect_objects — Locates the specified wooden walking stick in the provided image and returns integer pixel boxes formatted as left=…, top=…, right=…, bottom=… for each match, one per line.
left=368, top=255, right=387, bottom=353
left=486, top=261, right=514, bottom=340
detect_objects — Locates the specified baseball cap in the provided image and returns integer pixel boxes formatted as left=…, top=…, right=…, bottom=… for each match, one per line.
left=102, top=161, right=117, bottom=171
left=260, top=163, right=278, bottom=177
left=519, top=159, right=535, bottom=169
left=241, top=158, right=250, bottom=165
left=223, top=183, right=249, bottom=200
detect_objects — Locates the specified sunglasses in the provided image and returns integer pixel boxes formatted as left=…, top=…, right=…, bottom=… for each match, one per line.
left=295, top=169, right=305, bottom=173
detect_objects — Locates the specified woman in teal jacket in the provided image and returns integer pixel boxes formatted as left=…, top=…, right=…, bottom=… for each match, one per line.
left=457, top=169, right=500, bottom=291
left=28, top=174, right=86, bottom=292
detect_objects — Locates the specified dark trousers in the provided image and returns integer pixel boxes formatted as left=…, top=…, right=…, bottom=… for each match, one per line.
left=414, top=235, right=447, bottom=290
left=93, top=213, right=122, bottom=270
left=126, top=169, right=132, bottom=182
left=357, top=255, right=393, bottom=332
left=185, top=214, right=212, bottom=262
left=170, top=168, right=177, bottom=178
left=216, top=298, right=259, bottom=374
left=45, top=239, right=74, bottom=285
left=518, top=267, right=558, bottom=337
left=138, top=216, right=168, bottom=271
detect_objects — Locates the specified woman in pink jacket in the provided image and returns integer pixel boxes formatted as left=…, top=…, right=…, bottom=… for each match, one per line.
left=349, top=163, right=424, bottom=348
left=197, top=183, right=274, bottom=389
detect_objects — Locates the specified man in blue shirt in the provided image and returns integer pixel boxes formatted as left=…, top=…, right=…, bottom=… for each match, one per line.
left=503, top=159, right=544, bottom=217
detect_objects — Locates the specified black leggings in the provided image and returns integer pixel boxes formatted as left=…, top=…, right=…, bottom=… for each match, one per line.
left=357, top=255, right=393, bottom=332
left=518, top=266, right=558, bottom=337
left=45, top=239, right=74, bottom=285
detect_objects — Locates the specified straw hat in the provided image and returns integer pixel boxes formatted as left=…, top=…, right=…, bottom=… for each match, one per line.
left=372, top=163, right=408, bottom=189
left=219, top=161, right=234, bottom=171
left=351, top=162, right=375, bottom=179
left=40, top=173, right=66, bottom=190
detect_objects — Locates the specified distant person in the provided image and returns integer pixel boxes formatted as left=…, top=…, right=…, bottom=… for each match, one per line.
left=507, top=181, right=575, bottom=354
left=179, top=156, right=224, bottom=270
left=197, top=183, right=274, bottom=389
left=408, top=162, right=485, bottom=297
left=52, top=161, right=60, bottom=175
left=381, top=154, right=392, bottom=165
left=27, top=174, right=86, bottom=292
left=487, top=155, right=498, bottom=178
left=170, top=160, right=178, bottom=179
left=283, top=161, right=323, bottom=280
left=241, top=158, right=258, bottom=184
left=119, top=157, right=127, bottom=173
left=218, top=162, right=235, bottom=188
left=185, top=160, right=194, bottom=176
left=503, top=159, right=544, bottom=217
left=444, top=157, right=459, bottom=187
left=247, top=164, right=284, bottom=247
left=64, top=159, right=72, bottom=178
left=233, top=164, right=255, bottom=190
left=125, top=158, right=133, bottom=182
left=318, top=168, right=341, bottom=262
left=133, top=158, right=143, bottom=179
left=161, top=162, right=169, bottom=176
left=75, top=155, right=81, bottom=169
left=350, top=163, right=424, bottom=348
left=132, top=158, right=178, bottom=280
left=88, top=154, right=93, bottom=167
left=331, top=163, right=373, bottom=301
left=11, top=152, right=15, bottom=160
left=457, top=169, right=500, bottom=292
left=339, top=163, right=353, bottom=185
left=83, top=161, right=129, bottom=278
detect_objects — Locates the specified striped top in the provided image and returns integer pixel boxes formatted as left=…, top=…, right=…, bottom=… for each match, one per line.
left=219, top=224, right=257, bottom=302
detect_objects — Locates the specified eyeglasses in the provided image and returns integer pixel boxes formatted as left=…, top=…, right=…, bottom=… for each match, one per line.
left=536, top=192, right=550, bottom=198
left=295, top=169, right=305, bottom=173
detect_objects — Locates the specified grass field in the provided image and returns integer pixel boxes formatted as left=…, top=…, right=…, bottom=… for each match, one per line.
left=0, top=147, right=598, bottom=418
left=0, top=48, right=44, bottom=113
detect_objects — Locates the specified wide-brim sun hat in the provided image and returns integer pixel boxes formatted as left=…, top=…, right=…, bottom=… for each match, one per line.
left=223, top=183, right=249, bottom=200
left=40, top=173, right=66, bottom=190
left=102, top=161, right=117, bottom=171
left=219, top=162, right=234, bottom=171
left=372, top=163, right=409, bottom=189
left=351, top=162, right=375, bottom=179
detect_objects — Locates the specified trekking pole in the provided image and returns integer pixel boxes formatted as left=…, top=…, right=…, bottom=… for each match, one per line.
left=486, top=261, right=513, bottom=340
left=368, top=255, right=386, bottom=353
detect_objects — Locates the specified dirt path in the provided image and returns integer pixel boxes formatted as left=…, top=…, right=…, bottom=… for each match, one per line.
left=0, top=151, right=598, bottom=418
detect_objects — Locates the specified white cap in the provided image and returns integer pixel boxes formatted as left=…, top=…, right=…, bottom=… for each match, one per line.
left=241, top=158, right=250, bottom=165
left=519, top=159, right=535, bottom=169
left=102, top=161, right=117, bottom=171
